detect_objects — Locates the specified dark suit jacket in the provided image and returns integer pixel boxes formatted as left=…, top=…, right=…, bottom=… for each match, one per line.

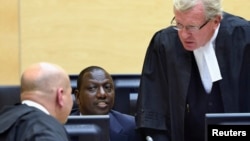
left=71, top=110, right=142, bottom=141
left=135, top=12, right=250, bottom=141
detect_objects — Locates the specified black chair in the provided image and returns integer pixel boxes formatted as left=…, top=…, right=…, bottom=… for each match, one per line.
left=112, top=74, right=140, bottom=116
left=0, top=85, right=21, bottom=110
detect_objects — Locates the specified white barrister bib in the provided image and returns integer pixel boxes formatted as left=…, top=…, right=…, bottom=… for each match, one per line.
left=193, top=25, right=222, bottom=93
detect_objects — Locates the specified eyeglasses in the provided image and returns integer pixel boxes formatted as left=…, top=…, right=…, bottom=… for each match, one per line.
left=170, top=17, right=210, bottom=32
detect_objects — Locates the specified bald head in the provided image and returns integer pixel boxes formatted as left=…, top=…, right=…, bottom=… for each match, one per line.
left=21, top=62, right=70, bottom=94
left=20, top=62, right=73, bottom=123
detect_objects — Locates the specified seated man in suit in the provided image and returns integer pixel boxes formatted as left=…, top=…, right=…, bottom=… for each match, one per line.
left=72, top=66, right=142, bottom=141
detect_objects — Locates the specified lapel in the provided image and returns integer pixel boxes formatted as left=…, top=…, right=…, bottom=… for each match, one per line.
left=215, top=28, right=239, bottom=112
left=179, top=50, right=192, bottom=99
left=109, top=112, right=128, bottom=141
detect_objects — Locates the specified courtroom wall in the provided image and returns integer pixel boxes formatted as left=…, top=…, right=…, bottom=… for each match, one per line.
left=0, top=0, right=249, bottom=85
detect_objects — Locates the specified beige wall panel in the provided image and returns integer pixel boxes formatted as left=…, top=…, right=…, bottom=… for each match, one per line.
left=0, top=0, right=19, bottom=85
left=223, top=0, right=250, bottom=19
left=20, top=0, right=171, bottom=74
left=0, top=0, right=249, bottom=84
left=20, top=0, right=250, bottom=75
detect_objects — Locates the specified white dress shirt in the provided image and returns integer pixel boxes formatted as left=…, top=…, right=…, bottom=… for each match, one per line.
left=22, top=100, right=50, bottom=115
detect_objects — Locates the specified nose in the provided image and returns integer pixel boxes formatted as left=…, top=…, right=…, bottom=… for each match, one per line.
left=97, top=87, right=106, bottom=98
left=178, top=29, right=191, bottom=39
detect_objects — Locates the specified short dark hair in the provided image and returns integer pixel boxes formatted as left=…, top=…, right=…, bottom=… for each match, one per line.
left=76, top=66, right=107, bottom=90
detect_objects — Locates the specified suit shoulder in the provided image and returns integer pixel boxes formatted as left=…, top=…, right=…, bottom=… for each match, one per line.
left=110, top=110, right=135, bottom=122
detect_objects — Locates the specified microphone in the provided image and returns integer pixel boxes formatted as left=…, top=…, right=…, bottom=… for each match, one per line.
left=146, top=136, right=153, bottom=141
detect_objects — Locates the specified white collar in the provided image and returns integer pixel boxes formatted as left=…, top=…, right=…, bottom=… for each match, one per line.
left=22, top=100, right=50, bottom=115
left=193, top=24, right=222, bottom=93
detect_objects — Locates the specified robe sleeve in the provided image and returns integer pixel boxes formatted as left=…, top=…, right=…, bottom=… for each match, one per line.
left=135, top=29, right=173, bottom=141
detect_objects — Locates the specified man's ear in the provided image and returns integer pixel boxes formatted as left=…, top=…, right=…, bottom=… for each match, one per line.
left=74, top=89, right=81, bottom=105
left=74, top=89, right=79, bottom=98
left=56, top=88, right=64, bottom=107
left=213, top=15, right=222, bottom=27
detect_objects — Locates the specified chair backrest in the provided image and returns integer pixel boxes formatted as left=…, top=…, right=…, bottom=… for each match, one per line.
left=112, top=74, right=140, bottom=116
left=0, top=85, right=21, bottom=110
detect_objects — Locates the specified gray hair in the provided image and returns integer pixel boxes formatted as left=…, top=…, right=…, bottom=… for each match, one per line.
left=173, top=0, right=223, bottom=20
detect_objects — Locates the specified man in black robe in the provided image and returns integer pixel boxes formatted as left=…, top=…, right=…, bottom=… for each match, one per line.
left=0, top=62, right=73, bottom=141
left=135, top=0, right=250, bottom=141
